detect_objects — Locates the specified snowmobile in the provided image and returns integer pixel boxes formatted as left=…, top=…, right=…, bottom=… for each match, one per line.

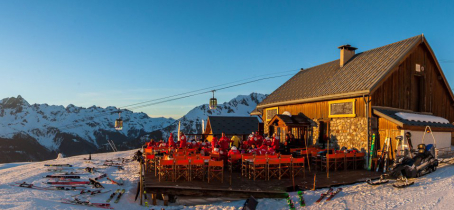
left=367, top=127, right=439, bottom=188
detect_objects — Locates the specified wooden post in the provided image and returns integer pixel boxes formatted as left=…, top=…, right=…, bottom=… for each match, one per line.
left=327, top=137, right=330, bottom=178
left=305, top=130, right=311, bottom=172
left=312, top=173, right=316, bottom=191
left=162, top=194, right=169, bottom=206
left=151, top=193, right=157, bottom=205
left=140, top=162, right=143, bottom=205
left=292, top=164, right=295, bottom=191
left=230, top=162, right=232, bottom=186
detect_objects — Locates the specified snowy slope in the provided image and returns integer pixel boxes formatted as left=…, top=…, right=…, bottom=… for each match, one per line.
left=1, top=149, right=454, bottom=209
left=155, top=92, right=267, bottom=140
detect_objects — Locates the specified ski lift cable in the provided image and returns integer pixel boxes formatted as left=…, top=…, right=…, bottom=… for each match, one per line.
left=119, top=69, right=299, bottom=109
left=124, top=73, right=295, bottom=110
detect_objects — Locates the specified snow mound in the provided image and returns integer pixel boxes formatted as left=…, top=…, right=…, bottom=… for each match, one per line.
left=396, top=112, right=450, bottom=124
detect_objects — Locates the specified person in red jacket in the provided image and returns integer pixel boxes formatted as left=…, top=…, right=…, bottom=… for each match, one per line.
left=263, top=136, right=272, bottom=147
left=158, top=139, right=168, bottom=148
left=272, top=134, right=280, bottom=151
left=211, top=136, right=219, bottom=149
left=168, top=133, right=176, bottom=148
left=266, top=145, right=276, bottom=155
left=247, top=133, right=255, bottom=146
left=248, top=144, right=258, bottom=155
left=258, top=144, right=268, bottom=155
left=189, top=140, right=199, bottom=149
left=255, top=132, right=263, bottom=147
left=179, top=133, right=187, bottom=149
left=219, top=133, right=231, bottom=152
left=240, top=139, right=249, bottom=152
left=200, top=140, right=210, bottom=156
left=228, top=146, right=240, bottom=157
left=145, top=140, right=153, bottom=148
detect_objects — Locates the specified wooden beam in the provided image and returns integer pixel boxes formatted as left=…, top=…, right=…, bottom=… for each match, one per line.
left=145, top=185, right=287, bottom=199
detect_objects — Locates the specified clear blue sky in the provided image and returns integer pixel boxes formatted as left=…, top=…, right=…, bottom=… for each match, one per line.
left=0, top=0, right=453, bottom=118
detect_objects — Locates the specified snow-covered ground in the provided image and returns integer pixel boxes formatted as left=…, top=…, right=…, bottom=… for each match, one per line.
left=1, top=150, right=454, bottom=210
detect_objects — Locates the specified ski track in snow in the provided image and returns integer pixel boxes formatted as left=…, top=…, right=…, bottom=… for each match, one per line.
left=1, top=150, right=454, bottom=210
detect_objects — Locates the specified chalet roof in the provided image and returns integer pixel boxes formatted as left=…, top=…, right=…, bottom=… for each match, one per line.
left=373, top=107, right=454, bottom=129
left=269, top=114, right=310, bottom=126
left=257, top=35, right=427, bottom=108
left=207, top=116, right=259, bottom=135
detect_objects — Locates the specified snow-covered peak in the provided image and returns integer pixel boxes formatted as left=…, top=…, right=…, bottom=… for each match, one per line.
left=1, top=95, right=30, bottom=108
left=154, top=92, right=268, bottom=139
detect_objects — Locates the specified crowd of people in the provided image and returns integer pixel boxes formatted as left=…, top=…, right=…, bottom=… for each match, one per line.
left=145, top=131, right=296, bottom=158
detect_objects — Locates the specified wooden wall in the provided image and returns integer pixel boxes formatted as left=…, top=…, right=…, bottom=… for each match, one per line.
left=377, top=117, right=400, bottom=152
left=263, top=96, right=368, bottom=120
left=371, top=43, right=454, bottom=122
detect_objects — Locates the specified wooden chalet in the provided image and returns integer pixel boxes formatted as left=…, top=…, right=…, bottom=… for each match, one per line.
left=253, top=34, right=454, bottom=154
left=203, top=116, right=259, bottom=141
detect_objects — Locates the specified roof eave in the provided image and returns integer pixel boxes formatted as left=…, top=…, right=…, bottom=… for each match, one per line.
left=257, top=90, right=370, bottom=109
left=373, top=109, right=404, bottom=127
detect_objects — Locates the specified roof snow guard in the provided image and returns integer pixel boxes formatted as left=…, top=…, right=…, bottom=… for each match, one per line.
left=373, top=107, right=454, bottom=131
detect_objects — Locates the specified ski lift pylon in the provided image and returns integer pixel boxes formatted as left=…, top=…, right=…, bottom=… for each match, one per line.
left=209, top=90, right=217, bottom=110
left=114, top=110, right=123, bottom=131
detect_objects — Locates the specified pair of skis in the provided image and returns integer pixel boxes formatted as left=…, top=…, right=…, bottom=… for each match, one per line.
left=376, top=137, right=391, bottom=172
left=285, top=191, right=305, bottom=209
left=46, top=181, right=90, bottom=185
left=61, top=198, right=113, bottom=209
left=106, top=189, right=126, bottom=203
left=107, top=177, right=124, bottom=186
left=95, top=173, right=107, bottom=180
left=13, top=182, right=86, bottom=191
left=45, top=164, right=73, bottom=167
left=44, top=175, right=81, bottom=179
left=72, top=189, right=112, bottom=199
left=368, top=134, right=376, bottom=170
left=285, top=193, right=295, bottom=210
left=315, top=188, right=342, bottom=203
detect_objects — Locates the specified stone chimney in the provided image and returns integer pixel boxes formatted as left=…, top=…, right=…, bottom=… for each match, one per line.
left=338, top=44, right=357, bottom=67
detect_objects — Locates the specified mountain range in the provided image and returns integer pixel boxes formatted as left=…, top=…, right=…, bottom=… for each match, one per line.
left=0, top=93, right=266, bottom=163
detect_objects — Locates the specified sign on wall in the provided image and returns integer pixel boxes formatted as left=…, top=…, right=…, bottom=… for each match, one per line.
left=328, top=99, right=356, bottom=118
left=266, top=107, right=278, bottom=121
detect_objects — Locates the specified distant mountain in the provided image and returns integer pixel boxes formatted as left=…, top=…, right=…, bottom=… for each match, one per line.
left=150, top=92, right=267, bottom=140
left=0, top=95, right=175, bottom=163
left=0, top=93, right=267, bottom=163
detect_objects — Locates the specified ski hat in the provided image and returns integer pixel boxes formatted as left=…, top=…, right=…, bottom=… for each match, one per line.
left=231, top=146, right=237, bottom=150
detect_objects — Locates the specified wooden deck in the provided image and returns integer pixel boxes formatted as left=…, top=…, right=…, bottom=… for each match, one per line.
left=144, top=168, right=381, bottom=199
